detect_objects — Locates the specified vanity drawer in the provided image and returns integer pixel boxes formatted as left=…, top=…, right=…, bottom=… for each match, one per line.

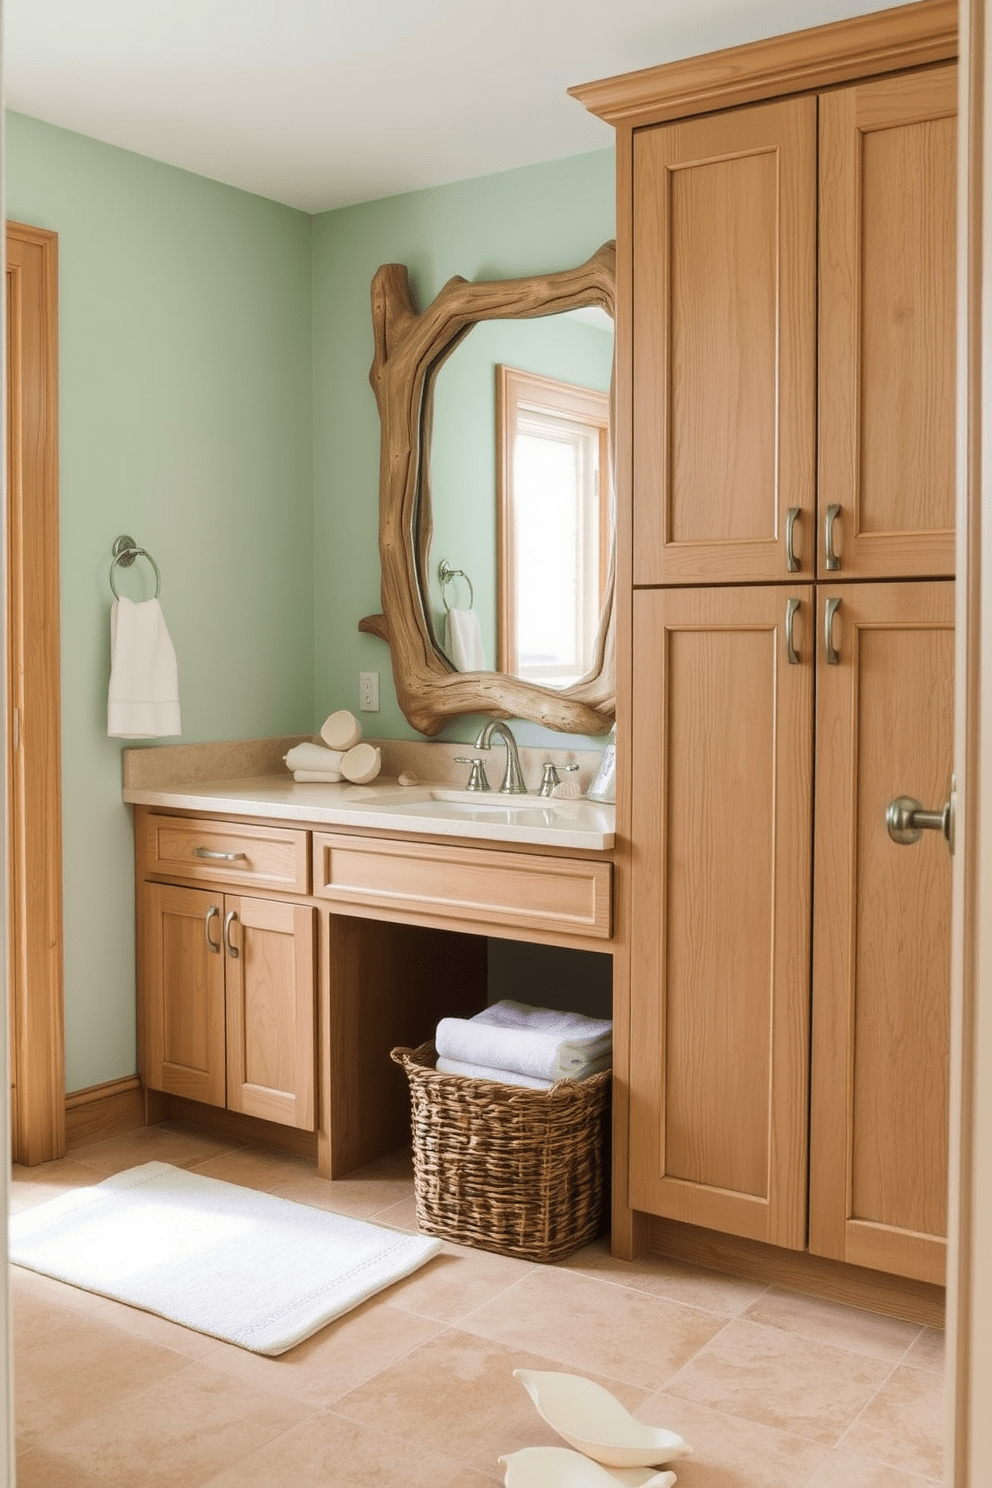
left=142, top=814, right=309, bottom=894
left=312, top=833, right=612, bottom=940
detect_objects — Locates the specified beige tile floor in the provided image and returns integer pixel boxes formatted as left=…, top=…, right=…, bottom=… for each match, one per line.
left=10, top=1124, right=947, bottom=1487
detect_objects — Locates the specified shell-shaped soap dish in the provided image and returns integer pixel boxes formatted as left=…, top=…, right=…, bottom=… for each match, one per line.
left=500, top=1446, right=678, bottom=1488
left=513, top=1369, right=693, bottom=1469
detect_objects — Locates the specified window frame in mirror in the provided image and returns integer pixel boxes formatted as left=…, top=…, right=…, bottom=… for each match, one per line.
left=359, top=242, right=616, bottom=737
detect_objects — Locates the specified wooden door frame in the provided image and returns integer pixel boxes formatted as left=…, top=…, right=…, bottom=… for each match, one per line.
left=5, top=219, right=65, bottom=1165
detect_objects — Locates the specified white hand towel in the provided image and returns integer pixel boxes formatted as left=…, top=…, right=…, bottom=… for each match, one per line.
left=107, top=597, right=181, bottom=739
left=284, top=742, right=346, bottom=773
left=320, top=710, right=362, bottom=750
left=436, top=1054, right=612, bottom=1090
left=443, top=607, right=487, bottom=672
left=435, top=1000, right=612, bottom=1083
left=293, top=769, right=343, bottom=783
left=341, top=743, right=381, bottom=784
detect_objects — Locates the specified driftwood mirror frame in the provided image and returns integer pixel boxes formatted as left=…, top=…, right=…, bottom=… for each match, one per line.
left=359, top=242, right=616, bottom=737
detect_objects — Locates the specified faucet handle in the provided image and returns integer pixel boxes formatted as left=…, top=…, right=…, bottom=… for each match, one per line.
left=538, top=762, right=561, bottom=797
left=454, top=756, right=490, bottom=792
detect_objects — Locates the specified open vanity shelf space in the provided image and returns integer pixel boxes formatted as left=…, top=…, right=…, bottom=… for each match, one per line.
left=125, top=736, right=615, bottom=1184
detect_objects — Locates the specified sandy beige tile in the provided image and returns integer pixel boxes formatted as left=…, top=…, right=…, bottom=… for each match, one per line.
left=11, top=1264, right=104, bottom=1318
left=742, top=1286, right=923, bottom=1362
left=903, top=1326, right=946, bottom=1374
left=185, top=1144, right=314, bottom=1190
left=16, top=1446, right=120, bottom=1488
left=15, top=1309, right=192, bottom=1449
left=10, top=1158, right=108, bottom=1213
left=629, top=1391, right=828, bottom=1488
left=805, top=1449, right=941, bottom=1486
left=664, top=1317, right=891, bottom=1445
left=204, top=1293, right=444, bottom=1408
left=40, top=1360, right=313, bottom=1488
left=65, top=1124, right=244, bottom=1176
left=86, top=1294, right=226, bottom=1360
left=840, top=1365, right=947, bottom=1479
left=369, top=1192, right=422, bottom=1231
left=386, top=1242, right=533, bottom=1323
left=268, top=1162, right=415, bottom=1220
left=558, top=1239, right=768, bottom=1316
left=456, top=1265, right=726, bottom=1389
left=333, top=1328, right=648, bottom=1472
left=198, top=1409, right=463, bottom=1487
left=442, top=1471, right=501, bottom=1487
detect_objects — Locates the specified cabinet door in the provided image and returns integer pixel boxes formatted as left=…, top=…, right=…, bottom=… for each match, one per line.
left=224, top=895, right=316, bottom=1131
left=818, top=68, right=957, bottom=579
left=810, top=582, right=954, bottom=1285
left=629, top=586, right=813, bottom=1247
left=632, top=98, right=816, bottom=585
left=142, top=883, right=226, bottom=1107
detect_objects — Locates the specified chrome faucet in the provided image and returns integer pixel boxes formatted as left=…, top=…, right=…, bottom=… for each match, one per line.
left=474, top=720, right=526, bottom=794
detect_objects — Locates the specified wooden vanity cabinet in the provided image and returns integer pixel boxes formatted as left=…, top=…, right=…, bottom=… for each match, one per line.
left=141, top=879, right=316, bottom=1131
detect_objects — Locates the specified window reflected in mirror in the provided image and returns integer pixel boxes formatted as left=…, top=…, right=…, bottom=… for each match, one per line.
left=497, top=366, right=610, bottom=687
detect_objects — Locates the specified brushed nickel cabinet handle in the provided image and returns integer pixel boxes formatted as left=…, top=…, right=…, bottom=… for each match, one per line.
left=824, top=597, right=841, bottom=665
left=786, top=507, right=801, bottom=573
left=204, top=905, right=221, bottom=954
left=194, top=846, right=247, bottom=862
left=785, top=598, right=801, bottom=665
left=825, top=503, right=842, bottom=571
left=886, top=792, right=954, bottom=854
left=223, top=910, right=240, bottom=959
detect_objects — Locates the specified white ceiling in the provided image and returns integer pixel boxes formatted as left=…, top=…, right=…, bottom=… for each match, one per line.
left=5, top=0, right=908, bottom=214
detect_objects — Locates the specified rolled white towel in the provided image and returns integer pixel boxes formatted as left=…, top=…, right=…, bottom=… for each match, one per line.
left=342, top=743, right=381, bottom=784
left=436, top=1054, right=611, bottom=1090
left=321, top=710, right=362, bottom=751
left=435, top=1001, right=612, bottom=1084
left=293, top=769, right=343, bottom=783
left=284, top=742, right=346, bottom=773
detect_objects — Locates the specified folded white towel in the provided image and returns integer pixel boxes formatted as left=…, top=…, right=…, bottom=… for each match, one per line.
left=443, top=607, right=487, bottom=672
left=284, top=742, right=346, bottom=773
left=293, top=769, right=343, bottom=783
left=436, top=1054, right=612, bottom=1090
left=107, top=597, right=181, bottom=739
left=435, top=1000, right=612, bottom=1083
left=320, top=710, right=362, bottom=751
left=341, top=743, right=381, bottom=784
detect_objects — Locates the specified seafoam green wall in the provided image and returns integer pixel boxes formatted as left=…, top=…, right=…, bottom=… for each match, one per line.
left=5, top=113, right=315, bottom=1090
left=310, top=150, right=615, bottom=749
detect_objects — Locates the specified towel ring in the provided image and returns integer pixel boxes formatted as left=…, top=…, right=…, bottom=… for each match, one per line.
left=438, top=558, right=474, bottom=612
left=109, top=534, right=161, bottom=599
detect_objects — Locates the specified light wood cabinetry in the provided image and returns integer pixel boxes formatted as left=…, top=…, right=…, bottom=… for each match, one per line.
left=575, top=2, right=956, bottom=1289
left=629, top=586, right=813, bottom=1247
left=810, top=582, right=954, bottom=1284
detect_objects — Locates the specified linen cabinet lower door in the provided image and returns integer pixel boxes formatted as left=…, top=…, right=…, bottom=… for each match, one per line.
left=810, top=582, right=954, bottom=1285
left=629, top=587, right=813, bottom=1248
left=224, top=895, right=316, bottom=1131
left=142, top=883, right=227, bottom=1107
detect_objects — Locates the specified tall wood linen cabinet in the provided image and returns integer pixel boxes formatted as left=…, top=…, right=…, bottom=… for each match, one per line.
left=573, top=0, right=957, bottom=1293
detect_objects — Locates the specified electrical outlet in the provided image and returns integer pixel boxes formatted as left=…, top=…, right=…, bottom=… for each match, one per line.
left=360, top=671, right=380, bottom=712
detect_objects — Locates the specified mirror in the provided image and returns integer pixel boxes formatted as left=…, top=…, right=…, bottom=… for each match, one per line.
left=360, top=243, right=616, bottom=736
left=426, top=313, right=614, bottom=689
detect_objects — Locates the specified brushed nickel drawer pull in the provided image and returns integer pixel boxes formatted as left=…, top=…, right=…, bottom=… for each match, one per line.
left=886, top=792, right=954, bottom=854
left=223, top=910, right=240, bottom=959
left=824, top=503, right=842, bottom=571
left=786, top=507, right=801, bottom=573
left=824, top=597, right=841, bottom=665
left=193, top=847, right=247, bottom=862
left=204, top=905, right=221, bottom=954
left=785, top=598, right=801, bottom=665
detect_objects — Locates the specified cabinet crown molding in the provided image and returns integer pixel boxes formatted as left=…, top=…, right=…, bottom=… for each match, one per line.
left=569, top=0, right=956, bottom=129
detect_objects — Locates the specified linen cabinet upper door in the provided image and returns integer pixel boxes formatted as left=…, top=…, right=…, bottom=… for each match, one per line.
left=818, top=68, right=957, bottom=579
left=632, top=98, right=816, bottom=585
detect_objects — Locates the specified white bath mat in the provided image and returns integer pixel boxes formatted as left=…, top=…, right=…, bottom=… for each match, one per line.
left=9, top=1160, right=440, bottom=1355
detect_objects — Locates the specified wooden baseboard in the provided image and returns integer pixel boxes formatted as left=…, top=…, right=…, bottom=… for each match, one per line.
left=64, top=1076, right=146, bottom=1150
left=161, top=1095, right=319, bottom=1159
left=646, top=1215, right=945, bottom=1328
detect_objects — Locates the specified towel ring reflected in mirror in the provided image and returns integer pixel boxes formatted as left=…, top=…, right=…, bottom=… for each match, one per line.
left=109, top=534, right=162, bottom=599
left=360, top=242, right=616, bottom=737
left=438, top=560, right=475, bottom=612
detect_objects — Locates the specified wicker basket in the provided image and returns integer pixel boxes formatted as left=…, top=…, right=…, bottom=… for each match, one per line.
left=390, top=1041, right=611, bottom=1263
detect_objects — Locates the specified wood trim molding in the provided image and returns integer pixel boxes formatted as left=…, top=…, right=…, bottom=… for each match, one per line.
left=648, top=1216, right=945, bottom=1329
left=64, top=1077, right=145, bottom=1150
left=6, top=220, right=65, bottom=1167
left=569, top=0, right=956, bottom=130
